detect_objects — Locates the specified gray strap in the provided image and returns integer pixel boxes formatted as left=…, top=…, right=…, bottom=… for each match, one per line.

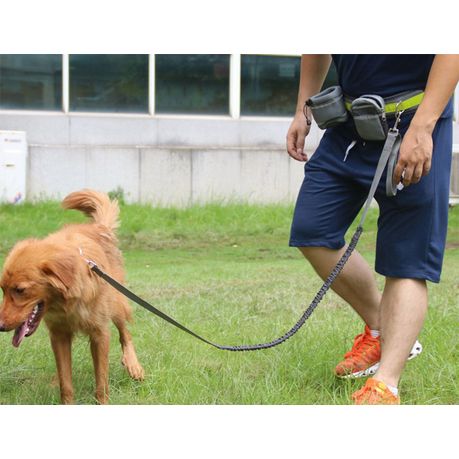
left=385, top=146, right=400, bottom=197
left=358, top=130, right=401, bottom=228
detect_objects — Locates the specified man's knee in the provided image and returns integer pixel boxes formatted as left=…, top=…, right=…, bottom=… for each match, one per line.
left=298, top=246, right=316, bottom=260
left=384, top=277, right=427, bottom=288
left=298, top=245, right=341, bottom=262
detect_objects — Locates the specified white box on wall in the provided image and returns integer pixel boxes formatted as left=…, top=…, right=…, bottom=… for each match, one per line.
left=0, top=130, right=28, bottom=203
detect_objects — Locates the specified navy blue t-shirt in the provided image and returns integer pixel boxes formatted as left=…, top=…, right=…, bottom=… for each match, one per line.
left=332, top=54, right=453, bottom=117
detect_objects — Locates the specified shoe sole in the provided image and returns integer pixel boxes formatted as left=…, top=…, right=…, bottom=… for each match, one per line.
left=337, top=340, right=423, bottom=379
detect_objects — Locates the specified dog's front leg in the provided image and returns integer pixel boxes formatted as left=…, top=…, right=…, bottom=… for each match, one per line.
left=90, top=329, right=110, bottom=404
left=50, top=330, right=74, bottom=404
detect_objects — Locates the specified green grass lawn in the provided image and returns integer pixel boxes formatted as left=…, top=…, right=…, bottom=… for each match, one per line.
left=0, top=201, right=458, bottom=405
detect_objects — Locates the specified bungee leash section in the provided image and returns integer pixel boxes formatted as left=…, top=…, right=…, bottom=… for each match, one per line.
left=84, top=117, right=403, bottom=352
left=88, top=230, right=361, bottom=352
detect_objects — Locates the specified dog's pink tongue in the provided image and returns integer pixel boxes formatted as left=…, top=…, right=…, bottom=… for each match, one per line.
left=12, top=322, right=28, bottom=348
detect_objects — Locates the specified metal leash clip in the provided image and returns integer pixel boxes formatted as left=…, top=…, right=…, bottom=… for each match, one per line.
left=391, top=101, right=405, bottom=133
left=78, top=247, right=98, bottom=269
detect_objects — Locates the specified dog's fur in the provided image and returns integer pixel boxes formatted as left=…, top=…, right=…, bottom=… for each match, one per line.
left=0, top=190, right=144, bottom=404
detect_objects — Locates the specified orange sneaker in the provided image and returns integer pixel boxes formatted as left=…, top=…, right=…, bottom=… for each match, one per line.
left=352, top=378, right=400, bottom=405
left=335, top=326, right=423, bottom=379
left=335, top=326, right=381, bottom=378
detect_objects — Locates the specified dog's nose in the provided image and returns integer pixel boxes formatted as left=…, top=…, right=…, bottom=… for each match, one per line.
left=0, top=322, right=7, bottom=332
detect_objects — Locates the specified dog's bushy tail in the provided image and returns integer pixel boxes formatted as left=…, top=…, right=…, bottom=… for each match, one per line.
left=62, top=189, right=120, bottom=231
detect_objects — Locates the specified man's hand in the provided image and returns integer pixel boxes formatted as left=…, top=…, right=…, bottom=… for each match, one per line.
left=287, top=55, right=332, bottom=161
left=393, top=54, right=459, bottom=188
left=393, top=123, right=434, bottom=187
left=286, top=111, right=310, bottom=162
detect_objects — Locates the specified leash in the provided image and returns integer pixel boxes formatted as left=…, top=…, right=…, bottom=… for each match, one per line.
left=83, top=120, right=403, bottom=352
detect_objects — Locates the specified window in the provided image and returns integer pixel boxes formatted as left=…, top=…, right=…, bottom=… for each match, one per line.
left=0, top=54, right=62, bottom=110
left=241, top=55, right=338, bottom=117
left=69, top=55, right=148, bottom=113
left=155, top=54, right=230, bottom=115
left=241, top=55, right=299, bottom=116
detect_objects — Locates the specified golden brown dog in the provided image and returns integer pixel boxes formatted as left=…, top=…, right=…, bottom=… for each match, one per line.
left=0, top=190, right=144, bottom=404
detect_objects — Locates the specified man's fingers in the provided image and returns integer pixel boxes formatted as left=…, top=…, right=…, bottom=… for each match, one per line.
left=393, top=124, right=433, bottom=187
left=286, top=133, right=301, bottom=160
left=411, top=163, right=424, bottom=184
left=422, top=159, right=432, bottom=176
left=297, top=134, right=305, bottom=155
left=402, top=165, right=415, bottom=187
left=286, top=130, right=307, bottom=162
left=286, top=131, right=296, bottom=155
left=393, top=159, right=430, bottom=187
left=296, top=150, right=308, bottom=161
left=295, top=134, right=308, bottom=161
left=393, top=161, right=406, bottom=185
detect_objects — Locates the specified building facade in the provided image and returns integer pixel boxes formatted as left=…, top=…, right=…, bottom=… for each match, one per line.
left=0, top=54, right=458, bottom=205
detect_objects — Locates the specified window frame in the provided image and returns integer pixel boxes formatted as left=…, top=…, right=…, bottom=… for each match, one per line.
left=0, top=54, right=305, bottom=119
left=3, top=54, right=457, bottom=121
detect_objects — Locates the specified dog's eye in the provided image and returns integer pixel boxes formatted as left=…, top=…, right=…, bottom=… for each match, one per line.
left=13, top=287, right=25, bottom=295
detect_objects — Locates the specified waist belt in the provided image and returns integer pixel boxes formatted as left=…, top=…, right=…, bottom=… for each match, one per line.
left=306, top=86, right=424, bottom=135
left=344, top=90, right=425, bottom=116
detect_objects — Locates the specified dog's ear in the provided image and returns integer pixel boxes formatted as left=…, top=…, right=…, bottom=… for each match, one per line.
left=41, top=255, right=76, bottom=299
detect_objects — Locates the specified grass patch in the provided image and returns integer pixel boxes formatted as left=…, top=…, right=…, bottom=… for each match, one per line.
left=0, top=201, right=458, bottom=404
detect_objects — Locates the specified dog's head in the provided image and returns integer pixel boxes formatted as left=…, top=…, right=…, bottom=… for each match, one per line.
left=0, top=240, right=78, bottom=347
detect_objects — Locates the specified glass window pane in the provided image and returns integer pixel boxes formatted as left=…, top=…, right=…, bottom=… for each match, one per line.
left=70, top=54, right=148, bottom=113
left=0, top=54, right=62, bottom=110
left=155, top=54, right=230, bottom=115
left=241, top=55, right=300, bottom=116
left=241, top=55, right=338, bottom=117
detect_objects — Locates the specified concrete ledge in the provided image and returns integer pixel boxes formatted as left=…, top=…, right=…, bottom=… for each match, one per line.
left=0, top=112, right=322, bottom=148
left=27, top=145, right=308, bottom=206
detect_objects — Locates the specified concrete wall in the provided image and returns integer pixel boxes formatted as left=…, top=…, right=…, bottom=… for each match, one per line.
left=0, top=112, right=317, bottom=205
left=27, top=144, right=307, bottom=205
left=0, top=112, right=458, bottom=206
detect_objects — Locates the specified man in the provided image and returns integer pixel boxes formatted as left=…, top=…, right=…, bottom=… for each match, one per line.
left=286, top=55, right=459, bottom=404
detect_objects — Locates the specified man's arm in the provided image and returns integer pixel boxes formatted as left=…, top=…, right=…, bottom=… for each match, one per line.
left=394, top=54, right=459, bottom=186
left=294, top=54, right=332, bottom=113
left=286, top=54, right=332, bottom=162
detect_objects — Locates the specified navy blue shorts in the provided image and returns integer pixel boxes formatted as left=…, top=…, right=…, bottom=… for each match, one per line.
left=289, top=115, right=453, bottom=283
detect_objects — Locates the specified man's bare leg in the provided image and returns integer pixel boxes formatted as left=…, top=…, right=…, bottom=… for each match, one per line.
left=299, top=246, right=382, bottom=329
left=374, top=278, right=428, bottom=387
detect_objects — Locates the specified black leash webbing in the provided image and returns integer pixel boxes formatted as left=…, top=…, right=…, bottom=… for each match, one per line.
left=86, top=127, right=401, bottom=352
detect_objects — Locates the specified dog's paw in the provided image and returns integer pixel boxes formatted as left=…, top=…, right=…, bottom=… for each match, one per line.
left=122, top=357, right=145, bottom=381
left=127, top=362, right=145, bottom=381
